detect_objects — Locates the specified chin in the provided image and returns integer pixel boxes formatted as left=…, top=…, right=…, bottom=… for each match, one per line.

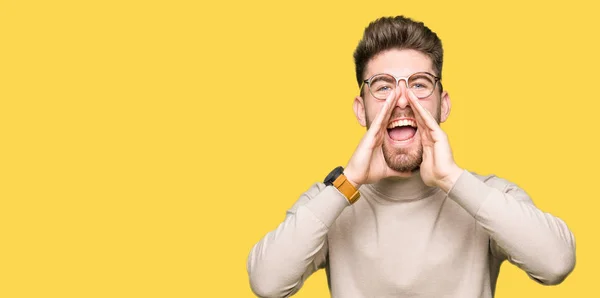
left=383, top=144, right=423, bottom=173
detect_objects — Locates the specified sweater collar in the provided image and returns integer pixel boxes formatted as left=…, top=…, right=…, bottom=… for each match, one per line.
left=364, top=171, right=440, bottom=202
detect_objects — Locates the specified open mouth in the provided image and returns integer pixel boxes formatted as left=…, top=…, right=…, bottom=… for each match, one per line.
left=387, top=118, right=418, bottom=142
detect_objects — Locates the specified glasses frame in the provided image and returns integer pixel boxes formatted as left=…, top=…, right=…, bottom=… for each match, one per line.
left=360, top=72, right=441, bottom=100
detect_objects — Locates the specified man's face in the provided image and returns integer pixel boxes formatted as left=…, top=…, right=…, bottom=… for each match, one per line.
left=354, top=49, right=451, bottom=174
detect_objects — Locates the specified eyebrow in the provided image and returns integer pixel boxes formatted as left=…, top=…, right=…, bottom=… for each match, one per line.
left=368, top=71, right=435, bottom=78
left=370, top=75, right=395, bottom=82
left=409, top=73, right=435, bottom=80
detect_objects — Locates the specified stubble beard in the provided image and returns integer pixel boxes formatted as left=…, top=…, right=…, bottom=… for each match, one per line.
left=382, top=142, right=423, bottom=173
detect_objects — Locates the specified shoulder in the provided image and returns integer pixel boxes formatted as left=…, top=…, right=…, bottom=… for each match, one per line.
left=467, top=171, right=533, bottom=203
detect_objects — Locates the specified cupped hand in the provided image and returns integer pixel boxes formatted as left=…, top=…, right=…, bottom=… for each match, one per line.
left=406, top=90, right=463, bottom=192
left=344, top=90, right=409, bottom=188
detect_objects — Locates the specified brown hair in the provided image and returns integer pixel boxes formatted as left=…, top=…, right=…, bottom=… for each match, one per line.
left=353, top=16, right=444, bottom=92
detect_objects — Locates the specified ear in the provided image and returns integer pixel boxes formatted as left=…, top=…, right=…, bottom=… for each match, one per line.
left=353, top=96, right=367, bottom=127
left=440, top=90, right=451, bottom=123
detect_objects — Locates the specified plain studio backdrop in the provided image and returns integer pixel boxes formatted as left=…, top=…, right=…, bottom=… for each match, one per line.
left=1, top=0, right=598, bottom=297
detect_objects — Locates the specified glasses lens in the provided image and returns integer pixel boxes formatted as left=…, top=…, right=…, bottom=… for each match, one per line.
left=408, top=73, right=436, bottom=98
left=369, top=74, right=396, bottom=100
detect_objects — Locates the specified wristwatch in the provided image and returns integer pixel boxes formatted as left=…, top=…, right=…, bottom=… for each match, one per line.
left=324, top=166, right=361, bottom=204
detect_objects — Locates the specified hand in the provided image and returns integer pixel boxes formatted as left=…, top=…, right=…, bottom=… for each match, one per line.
left=407, top=90, right=463, bottom=192
left=344, top=90, right=408, bottom=188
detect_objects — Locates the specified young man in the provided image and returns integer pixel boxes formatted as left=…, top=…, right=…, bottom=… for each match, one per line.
left=247, top=16, right=575, bottom=298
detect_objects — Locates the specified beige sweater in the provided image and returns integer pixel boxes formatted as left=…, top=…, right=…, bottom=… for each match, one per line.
left=247, top=170, right=576, bottom=297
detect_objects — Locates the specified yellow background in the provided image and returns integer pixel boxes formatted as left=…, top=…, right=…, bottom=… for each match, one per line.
left=1, top=0, right=598, bottom=297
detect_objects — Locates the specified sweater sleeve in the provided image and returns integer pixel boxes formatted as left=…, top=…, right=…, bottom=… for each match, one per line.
left=447, top=170, right=576, bottom=285
left=246, top=182, right=350, bottom=298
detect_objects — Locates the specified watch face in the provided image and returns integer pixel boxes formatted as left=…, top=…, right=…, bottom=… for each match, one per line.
left=324, top=166, right=344, bottom=185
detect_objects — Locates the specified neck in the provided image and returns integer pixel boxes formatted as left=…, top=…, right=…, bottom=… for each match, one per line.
left=365, top=171, right=438, bottom=202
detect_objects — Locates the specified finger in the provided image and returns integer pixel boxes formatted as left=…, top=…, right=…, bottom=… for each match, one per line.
left=407, top=90, right=439, bottom=131
left=367, top=89, right=396, bottom=134
left=406, top=90, right=428, bottom=131
left=413, top=109, right=433, bottom=142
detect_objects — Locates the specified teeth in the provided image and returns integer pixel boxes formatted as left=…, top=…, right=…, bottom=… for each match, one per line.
left=387, top=119, right=417, bottom=129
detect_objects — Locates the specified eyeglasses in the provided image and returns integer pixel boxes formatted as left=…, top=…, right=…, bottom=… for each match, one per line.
left=361, top=72, right=440, bottom=100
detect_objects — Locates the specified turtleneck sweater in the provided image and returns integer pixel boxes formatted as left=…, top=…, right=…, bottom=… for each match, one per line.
left=247, top=170, right=575, bottom=298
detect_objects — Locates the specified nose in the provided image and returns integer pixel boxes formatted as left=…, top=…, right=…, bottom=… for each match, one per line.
left=395, top=79, right=410, bottom=109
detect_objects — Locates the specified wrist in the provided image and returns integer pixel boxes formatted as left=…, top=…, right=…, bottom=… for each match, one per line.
left=342, top=168, right=362, bottom=189
left=323, top=166, right=362, bottom=205
left=437, top=164, right=464, bottom=193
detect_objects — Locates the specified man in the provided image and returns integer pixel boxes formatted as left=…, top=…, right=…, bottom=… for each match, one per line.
left=246, top=16, right=576, bottom=298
